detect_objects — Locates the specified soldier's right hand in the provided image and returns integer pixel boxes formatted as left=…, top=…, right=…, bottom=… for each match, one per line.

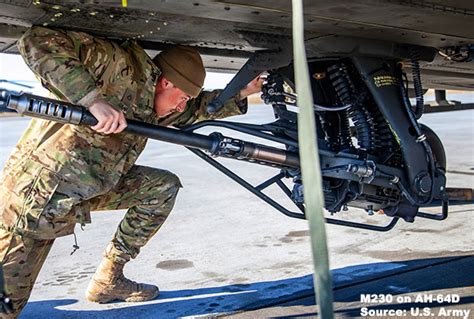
left=88, top=100, right=127, bottom=134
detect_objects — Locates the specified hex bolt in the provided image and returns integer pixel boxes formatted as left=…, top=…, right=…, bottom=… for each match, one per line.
left=367, top=205, right=374, bottom=216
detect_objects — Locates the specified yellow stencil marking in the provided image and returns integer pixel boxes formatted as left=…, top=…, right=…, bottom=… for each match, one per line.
left=373, top=75, right=397, bottom=87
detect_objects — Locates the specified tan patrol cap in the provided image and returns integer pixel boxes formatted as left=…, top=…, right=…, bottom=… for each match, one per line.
left=153, top=46, right=205, bottom=98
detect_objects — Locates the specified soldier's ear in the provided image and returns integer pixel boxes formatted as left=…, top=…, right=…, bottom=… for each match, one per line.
left=155, top=76, right=171, bottom=92
left=160, top=76, right=173, bottom=89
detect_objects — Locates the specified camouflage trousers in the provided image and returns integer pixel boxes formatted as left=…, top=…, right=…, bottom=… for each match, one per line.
left=0, top=165, right=181, bottom=318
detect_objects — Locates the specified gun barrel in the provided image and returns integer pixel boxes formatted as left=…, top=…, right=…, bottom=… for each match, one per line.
left=240, top=143, right=300, bottom=168
left=1, top=90, right=300, bottom=168
left=2, top=90, right=218, bottom=151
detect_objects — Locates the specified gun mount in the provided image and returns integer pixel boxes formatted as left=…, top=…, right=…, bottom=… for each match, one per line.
left=2, top=54, right=472, bottom=232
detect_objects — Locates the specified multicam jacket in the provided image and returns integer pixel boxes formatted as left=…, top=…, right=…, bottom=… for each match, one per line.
left=0, top=26, right=246, bottom=239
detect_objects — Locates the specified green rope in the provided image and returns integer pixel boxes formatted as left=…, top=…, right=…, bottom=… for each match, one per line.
left=291, top=0, right=334, bottom=318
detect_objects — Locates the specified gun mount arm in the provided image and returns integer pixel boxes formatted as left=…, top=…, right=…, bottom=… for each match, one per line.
left=206, top=35, right=293, bottom=114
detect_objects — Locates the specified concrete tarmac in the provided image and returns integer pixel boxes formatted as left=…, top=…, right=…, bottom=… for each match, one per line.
left=0, top=106, right=472, bottom=318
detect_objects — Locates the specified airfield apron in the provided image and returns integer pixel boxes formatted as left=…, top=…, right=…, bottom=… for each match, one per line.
left=0, top=26, right=247, bottom=317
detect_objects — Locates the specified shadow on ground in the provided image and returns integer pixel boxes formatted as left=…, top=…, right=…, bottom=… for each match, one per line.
left=20, top=255, right=474, bottom=319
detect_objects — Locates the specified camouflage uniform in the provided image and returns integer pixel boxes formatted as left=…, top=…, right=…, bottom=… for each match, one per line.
left=0, top=26, right=246, bottom=317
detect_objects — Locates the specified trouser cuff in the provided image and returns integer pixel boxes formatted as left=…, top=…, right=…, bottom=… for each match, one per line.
left=104, top=241, right=131, bottom=264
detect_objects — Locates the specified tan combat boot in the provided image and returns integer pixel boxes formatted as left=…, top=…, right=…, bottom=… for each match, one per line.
left=85, top=257, right=159, bottom=303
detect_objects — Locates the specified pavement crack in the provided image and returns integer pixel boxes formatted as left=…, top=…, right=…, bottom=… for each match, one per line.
left=447, top=170, right=474, bottom=176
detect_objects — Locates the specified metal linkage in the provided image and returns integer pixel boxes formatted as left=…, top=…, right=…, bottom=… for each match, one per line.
left=273, top=174, right=400, bottom=231
left=207, top=41, right=293, bottom=114
left=261, top=72, right=352, bottom=112
left=187, top=147, right=306, bottom=220
left=185, top=120, right=400, bottom=231
left=417, top=197, right=449, bottom=221
left=184, top=120, right=299, bottom=148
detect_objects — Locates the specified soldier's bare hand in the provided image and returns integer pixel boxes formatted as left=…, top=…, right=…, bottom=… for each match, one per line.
left=88, top=100, right=127, bottom=134
left=239, top=75, right=265, bottom=100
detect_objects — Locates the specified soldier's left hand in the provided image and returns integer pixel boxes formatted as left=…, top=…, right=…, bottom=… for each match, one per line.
left=239, top=75, right=265, bottom=100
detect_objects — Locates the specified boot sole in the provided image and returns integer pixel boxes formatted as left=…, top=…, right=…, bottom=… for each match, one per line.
left=85, top=291, right=116, bottom=304
left=125, top=290, right=160, bottom=302
left=86, top=290, right=160, bottom=303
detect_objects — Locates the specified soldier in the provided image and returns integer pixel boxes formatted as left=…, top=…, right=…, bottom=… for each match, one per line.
left=0, top=26, right=263, bottom=318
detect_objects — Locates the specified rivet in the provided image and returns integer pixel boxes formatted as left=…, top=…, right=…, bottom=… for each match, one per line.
left=89, top=11, right=98, bottom=16
left=148, top=12, right=156, bottom=16
left=52, top=5, right=61, bottom=10
left=42, top=22, right=49, bottom=26
left=110, top=14, right=115, bottom=18
left=163, top=22, right=168, bottom=26
left=33, top=0, right=41, bottom=5
left=70, top=8, right=81, bottom=13
left=54, top=12, right=63, bottom=17
left=145, top=19, right=150, bottom=23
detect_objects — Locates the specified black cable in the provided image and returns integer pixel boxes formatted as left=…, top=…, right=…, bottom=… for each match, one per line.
left=397, top=67, right=436, bottom=206
left=410, top=49, right=424, bottom=119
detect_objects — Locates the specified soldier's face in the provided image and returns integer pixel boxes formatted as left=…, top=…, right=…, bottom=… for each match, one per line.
left=154, top=77, right=191, bottom=118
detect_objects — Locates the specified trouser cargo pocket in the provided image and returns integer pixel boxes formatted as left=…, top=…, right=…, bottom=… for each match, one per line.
left=16, top=160, right=75, bottom=239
